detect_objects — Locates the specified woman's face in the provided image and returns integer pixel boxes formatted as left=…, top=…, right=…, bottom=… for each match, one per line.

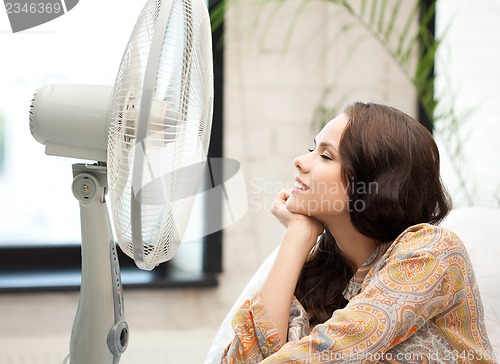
left=286, top=113, right=349, bottom=220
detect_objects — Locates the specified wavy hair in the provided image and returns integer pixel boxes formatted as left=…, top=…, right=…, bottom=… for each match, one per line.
left=294, top=101, right=452, bottom=326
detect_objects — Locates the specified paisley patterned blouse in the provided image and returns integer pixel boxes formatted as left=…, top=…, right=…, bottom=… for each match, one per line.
left=221, top=224, right=496, bottom=363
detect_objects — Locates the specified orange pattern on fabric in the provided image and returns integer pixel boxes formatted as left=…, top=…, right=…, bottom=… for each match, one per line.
left=399, top=258, right=425, bottom=280
left=221, top=224, right=497, bottom=363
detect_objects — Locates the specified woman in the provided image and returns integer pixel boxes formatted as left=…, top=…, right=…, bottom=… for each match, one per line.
left=221, top=102, right=496, bottom=363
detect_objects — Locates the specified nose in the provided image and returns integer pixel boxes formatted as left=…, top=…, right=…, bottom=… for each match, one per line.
left=294, top=152, right=309, bottom=173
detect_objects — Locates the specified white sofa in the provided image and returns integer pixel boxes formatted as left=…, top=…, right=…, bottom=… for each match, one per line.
left=204, top=207, right=500, bottom=363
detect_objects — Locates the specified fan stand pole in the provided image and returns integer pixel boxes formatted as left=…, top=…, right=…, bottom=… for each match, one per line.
left=64, top=163, right=128, bottom=364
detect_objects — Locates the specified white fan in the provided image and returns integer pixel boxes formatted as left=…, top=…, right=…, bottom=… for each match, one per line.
left=28, top=0, right=213, bottom=362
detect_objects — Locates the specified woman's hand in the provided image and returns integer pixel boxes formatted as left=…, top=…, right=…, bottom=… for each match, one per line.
left=271, top=189, right=324, bottom=244
left=261, top=190, right=324, bottom=342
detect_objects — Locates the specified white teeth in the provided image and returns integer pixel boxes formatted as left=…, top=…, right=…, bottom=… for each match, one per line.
left=294, top=181, right=305, bottom=190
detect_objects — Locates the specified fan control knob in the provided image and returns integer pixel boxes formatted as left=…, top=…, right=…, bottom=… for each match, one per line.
left=107, top=320, right=129, bottom=355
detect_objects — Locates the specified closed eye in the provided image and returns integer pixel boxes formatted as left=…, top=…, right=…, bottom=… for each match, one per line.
left=308, top=147, right=333, bottom=161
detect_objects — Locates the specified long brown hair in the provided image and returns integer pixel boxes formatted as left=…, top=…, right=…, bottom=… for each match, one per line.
left=294, top=102, right=452, bottom=326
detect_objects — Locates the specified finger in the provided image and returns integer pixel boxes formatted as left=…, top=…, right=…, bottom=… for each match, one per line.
left=276, top=188, right=291, bottom=201
left=272, top=189, right=289, bottom=214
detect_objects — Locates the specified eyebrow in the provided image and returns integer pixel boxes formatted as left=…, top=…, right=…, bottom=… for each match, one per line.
left=313, top=138, right=338, bottom=152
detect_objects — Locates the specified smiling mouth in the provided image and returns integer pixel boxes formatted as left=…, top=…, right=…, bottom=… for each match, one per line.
left=293, top=180, right=308, bottom=191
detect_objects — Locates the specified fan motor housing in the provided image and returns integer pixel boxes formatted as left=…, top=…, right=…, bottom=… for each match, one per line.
left=29, top=84, right=113, bottom=161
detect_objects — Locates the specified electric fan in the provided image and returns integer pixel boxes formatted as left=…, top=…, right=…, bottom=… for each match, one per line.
left=28, top=0, right=213, bottom=362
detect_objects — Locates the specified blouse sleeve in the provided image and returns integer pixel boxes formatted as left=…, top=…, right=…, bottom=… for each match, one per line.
left=258, top=226, right=466, bottom=363
left=220, top=290, right=310, bottom=364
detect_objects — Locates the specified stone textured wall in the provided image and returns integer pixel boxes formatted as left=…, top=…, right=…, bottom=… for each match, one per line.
left=221, top=0, right=418, bottom=296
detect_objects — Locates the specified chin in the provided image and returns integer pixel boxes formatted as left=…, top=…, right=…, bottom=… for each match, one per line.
left=285, top=196, right=310, bottom=216
left=285, top=196, right=301, bottom=214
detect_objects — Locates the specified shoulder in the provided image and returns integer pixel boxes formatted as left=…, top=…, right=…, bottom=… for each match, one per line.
left=366, top=223, right=471, bottom=297
left=389, top=223, right=466, bottom=258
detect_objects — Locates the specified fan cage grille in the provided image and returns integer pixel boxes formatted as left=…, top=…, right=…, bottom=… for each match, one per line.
left=107, top=0, right=213, bottom=270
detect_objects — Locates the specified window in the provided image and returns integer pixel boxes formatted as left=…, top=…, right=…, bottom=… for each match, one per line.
left=0, top=0, right=224, bottom=291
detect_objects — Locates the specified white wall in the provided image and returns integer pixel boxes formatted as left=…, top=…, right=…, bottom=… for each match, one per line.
left=435, top=0, right=500, bottom=207
left=222, top=0, right=418, bottom=284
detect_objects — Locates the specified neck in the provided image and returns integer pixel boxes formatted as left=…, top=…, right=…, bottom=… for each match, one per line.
left=323, top=213, right=377, bottom=269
